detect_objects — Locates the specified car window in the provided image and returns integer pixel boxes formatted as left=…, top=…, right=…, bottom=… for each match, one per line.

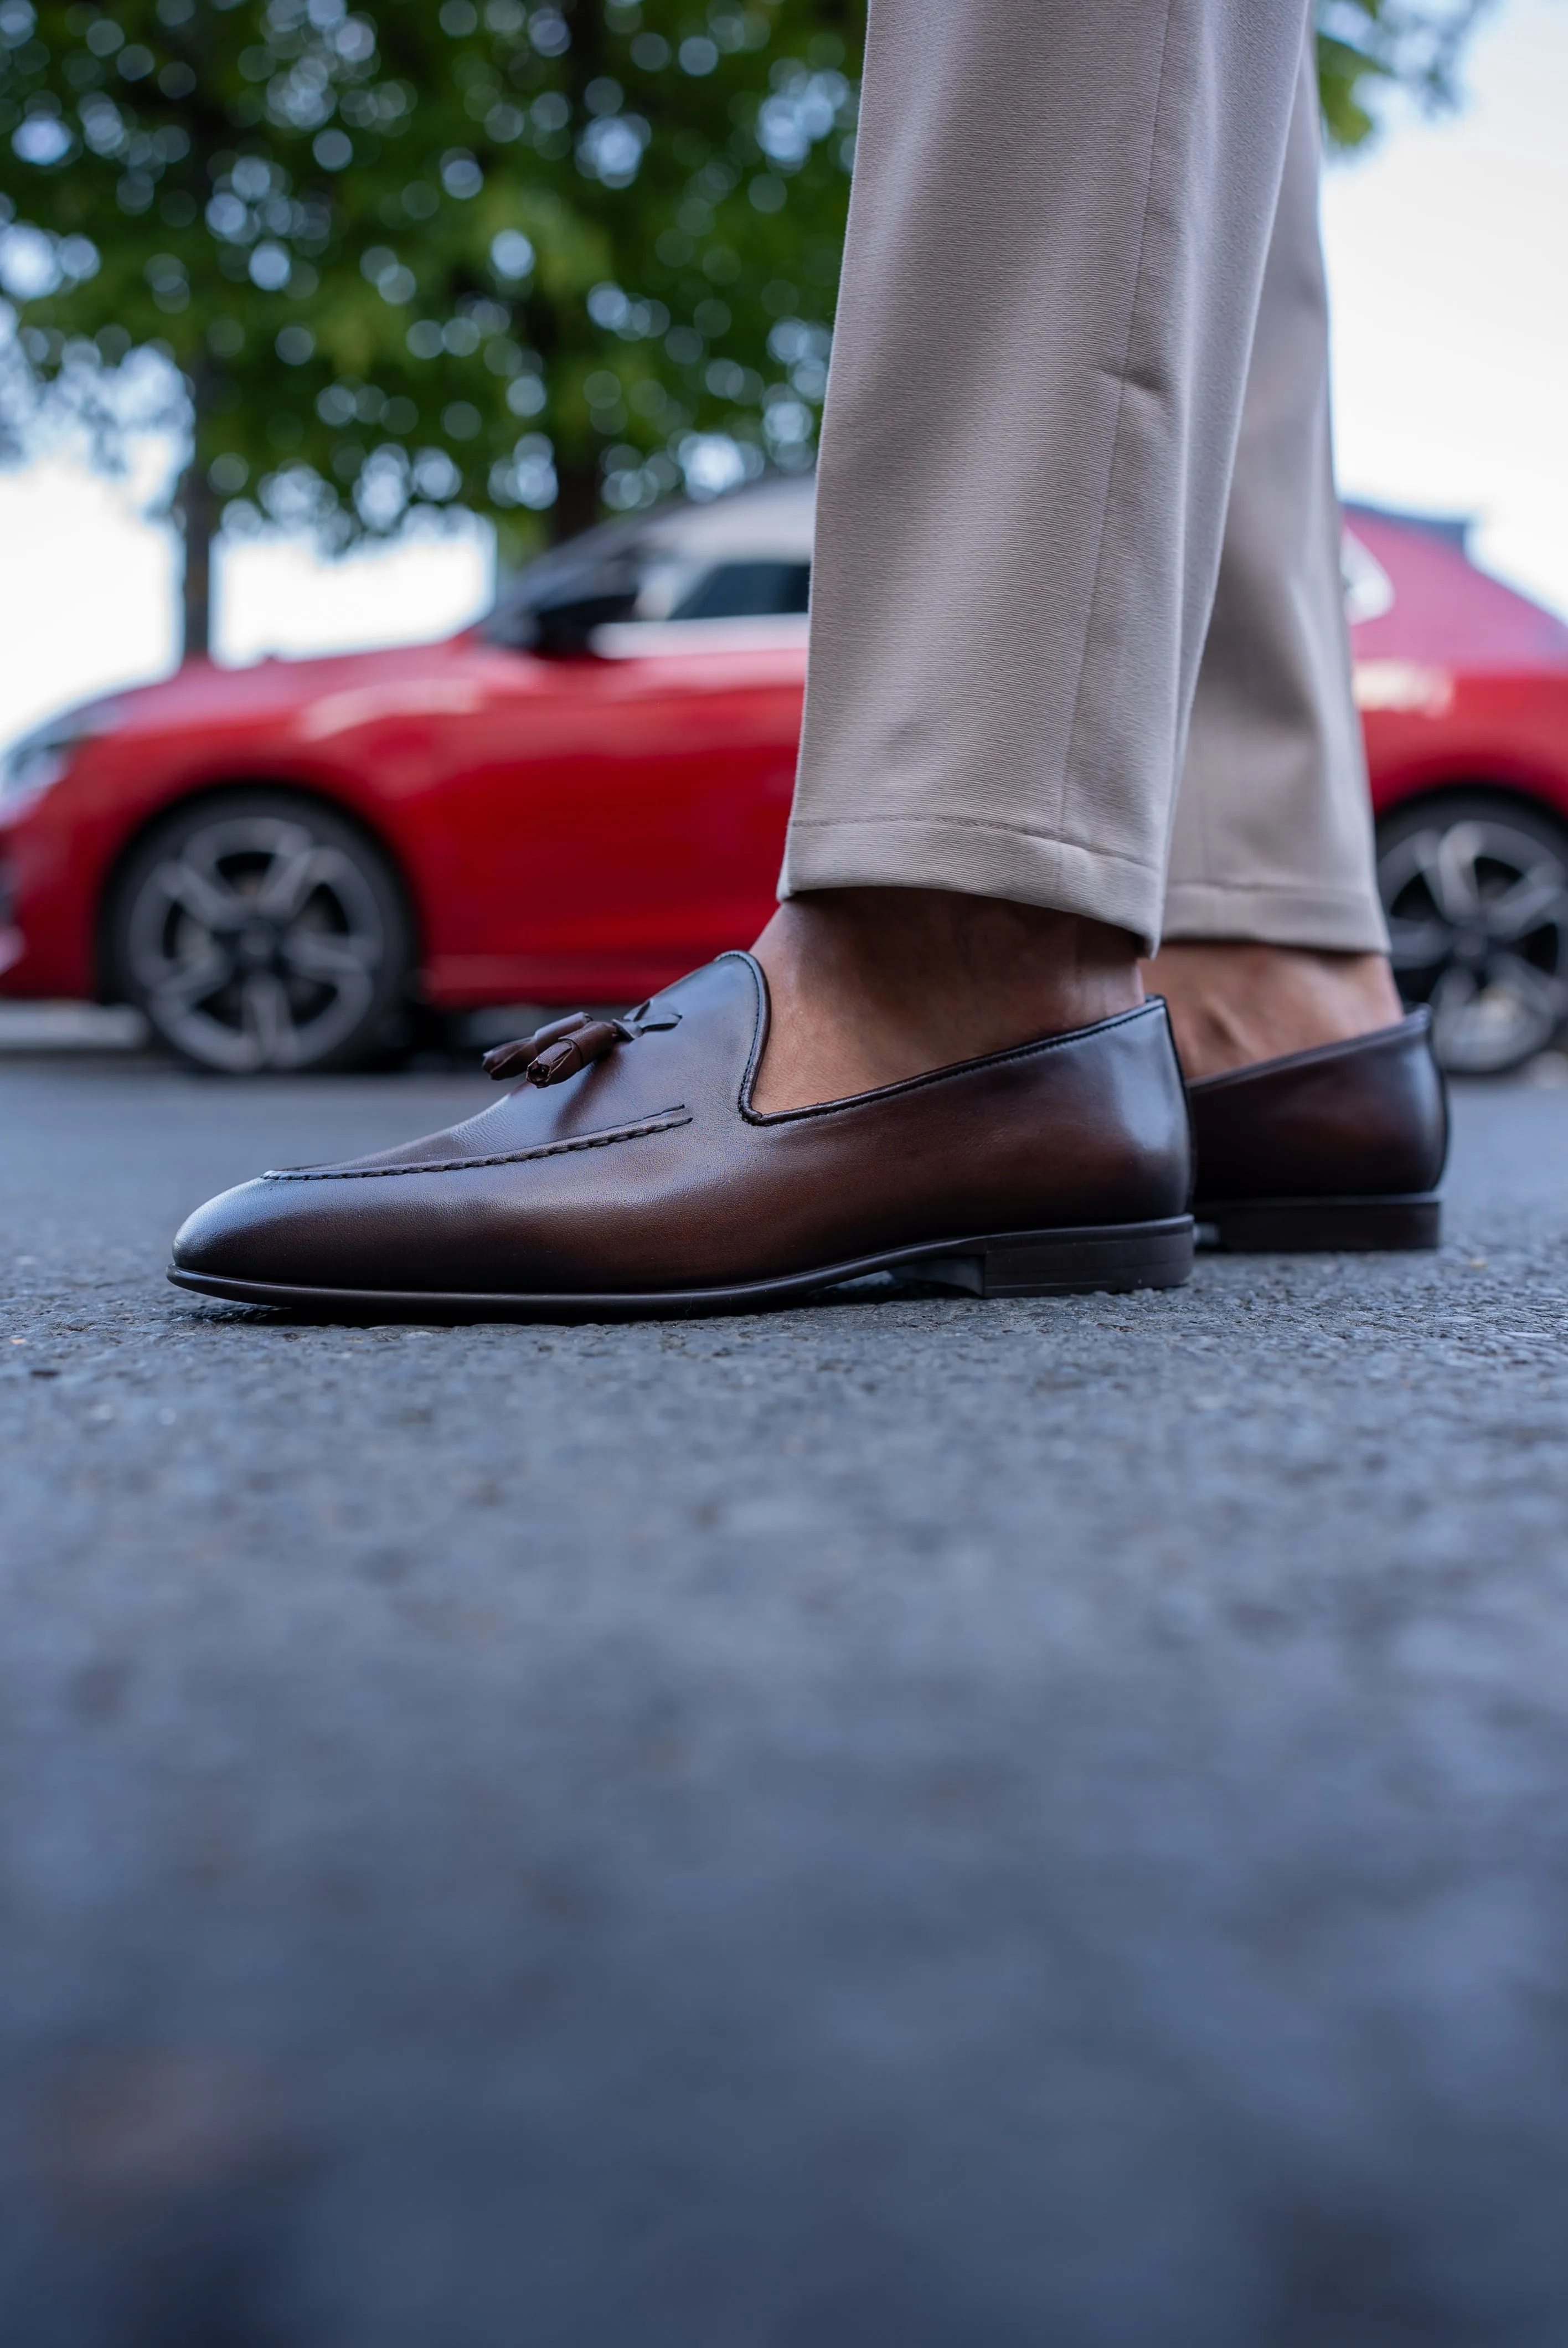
left=669, top=560, right=811, bottom=621
left=482, top=482, right=817, bottom=651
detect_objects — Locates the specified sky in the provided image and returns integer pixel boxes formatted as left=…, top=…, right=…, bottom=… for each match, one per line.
left=1321, top=0, right=1568, bottom=618
left=1, top=0, right=1565, bottom=754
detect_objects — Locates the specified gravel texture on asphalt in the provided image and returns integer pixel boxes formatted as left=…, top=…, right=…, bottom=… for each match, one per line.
left=3, top=1049, right=1568, bottom=2346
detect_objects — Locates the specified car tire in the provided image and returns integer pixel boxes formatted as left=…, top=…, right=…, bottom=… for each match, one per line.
left=1376, top=790, right=1568, bottom=1076
left=107, top=790, right=414, bottom=1074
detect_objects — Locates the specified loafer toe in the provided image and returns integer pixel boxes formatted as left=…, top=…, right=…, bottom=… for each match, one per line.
left=172, top=1176, right=336, bottom=1287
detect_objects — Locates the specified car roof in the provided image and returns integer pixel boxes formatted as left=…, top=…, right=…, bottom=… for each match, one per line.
left=637, top=472, right=816, bottom=560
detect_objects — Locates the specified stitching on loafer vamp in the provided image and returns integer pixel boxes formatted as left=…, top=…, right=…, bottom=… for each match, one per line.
left=262, top=1109, right=691, bottom=1180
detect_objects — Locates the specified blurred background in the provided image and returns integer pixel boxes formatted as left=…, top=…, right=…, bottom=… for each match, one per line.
left=0, top=0, right=858, bottom=732
left=3, top=0, right=1566, bottom=1082
left=2, top=0, right=1559, bottom=744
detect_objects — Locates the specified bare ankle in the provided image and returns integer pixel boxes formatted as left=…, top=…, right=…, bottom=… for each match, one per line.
left=751, top=889, right=1143, bottom=1113
left=1143, top=940, right=1404, bottom=1082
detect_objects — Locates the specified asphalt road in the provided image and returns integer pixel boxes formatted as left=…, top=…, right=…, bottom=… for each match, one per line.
left=5, top=1036, right=1568, bottom=2346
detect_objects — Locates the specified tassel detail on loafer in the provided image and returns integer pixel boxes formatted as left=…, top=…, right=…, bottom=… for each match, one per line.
left=482, top=1000, right=682, bottom=1086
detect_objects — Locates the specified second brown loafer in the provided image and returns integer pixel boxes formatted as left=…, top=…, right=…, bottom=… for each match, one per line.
left=169, top=953, right=1194, bottom=1317
left=1187, top=1009, right=1448, bottom=1251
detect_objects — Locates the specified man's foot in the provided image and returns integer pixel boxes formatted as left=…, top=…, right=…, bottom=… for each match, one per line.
left=751, top=889, right=1144, bottom=1112
left=168, top=954, right=1194, bottom=1315
left=1140, top=940, right=1405, bottom=1082
left=1184, top=1010, right=1448, bottom=1252
left=1142, top=939, right=1444, bottom=1252
left=1131, top=934, right=1436, bottom=1249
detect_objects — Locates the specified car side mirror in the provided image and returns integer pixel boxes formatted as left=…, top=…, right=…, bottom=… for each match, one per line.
left=528, top=589, right=641, bottom=658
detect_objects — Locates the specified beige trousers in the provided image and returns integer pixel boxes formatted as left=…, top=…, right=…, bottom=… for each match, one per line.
left=781, top=2, right=1389, bottom=960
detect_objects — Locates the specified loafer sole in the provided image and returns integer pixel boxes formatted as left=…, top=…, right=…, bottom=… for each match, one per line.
left=1195, top=1193, right=1441, bottom=1253
left=167, top=1214, right=1194, bottom=1321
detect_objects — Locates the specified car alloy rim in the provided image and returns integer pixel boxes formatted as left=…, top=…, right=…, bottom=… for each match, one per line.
left=1379, top=814, right=1568, bottom=1074
left=127, top=815, right=385, bottom=1072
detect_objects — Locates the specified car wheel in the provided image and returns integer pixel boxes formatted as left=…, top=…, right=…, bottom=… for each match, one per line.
left=1377, top=791, right=1568, bottom=1075
left=109, top=791, right=413, bottom=1074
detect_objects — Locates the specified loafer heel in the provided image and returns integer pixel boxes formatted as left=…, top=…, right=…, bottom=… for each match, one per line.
left=1198, top=1193, right=1441, bottom=1253
left=911, top=1216, right=1194, bottom=1296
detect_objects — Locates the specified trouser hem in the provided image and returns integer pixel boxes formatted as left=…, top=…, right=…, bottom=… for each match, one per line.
left=1160, top=879, right=1389, bottom=954
left=779, top=818, right=1163, bottom=951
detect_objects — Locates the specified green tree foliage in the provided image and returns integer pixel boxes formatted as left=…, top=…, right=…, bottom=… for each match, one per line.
left=0, top=0, right=859, bottom=651
left=1316, top=0, right=1494, bottom=150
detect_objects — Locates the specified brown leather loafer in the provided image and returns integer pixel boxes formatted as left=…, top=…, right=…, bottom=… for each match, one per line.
left=169, top=953, right=1194, bottom=1317
left=1187, top=1009, right=1448, bottom=1252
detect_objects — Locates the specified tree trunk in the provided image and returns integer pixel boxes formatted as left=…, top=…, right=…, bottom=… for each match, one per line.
left=546, top=0, right=610, bottom=549
left=175, top=449, right=215, bottom=662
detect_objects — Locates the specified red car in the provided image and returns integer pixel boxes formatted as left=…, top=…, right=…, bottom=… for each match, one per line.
left=4, top=477, right=1567, bottom=1075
